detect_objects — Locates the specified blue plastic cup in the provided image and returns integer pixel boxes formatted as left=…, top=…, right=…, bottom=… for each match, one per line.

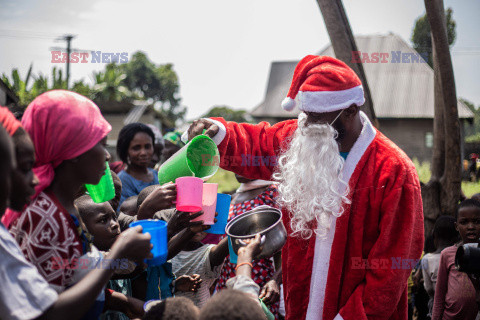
left=129, top=220, right=168, bottom=266
left=228, top=236, right=238, bottom=264
left=206, top=193, right=232, bottom=234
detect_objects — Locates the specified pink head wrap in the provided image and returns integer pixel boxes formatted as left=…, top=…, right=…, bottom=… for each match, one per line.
left=21, top=90, right=112, bottom=198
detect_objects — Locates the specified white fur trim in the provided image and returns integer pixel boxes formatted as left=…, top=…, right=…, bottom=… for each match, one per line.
left=333, top=314, right=344, bottom=320
left=298, top=85, right=365, bottom=113
left=306, top=111, right=376, bottom=320
left=282, top=97, right=296, bottom=111
left=181, top=118, right=227, bottom=145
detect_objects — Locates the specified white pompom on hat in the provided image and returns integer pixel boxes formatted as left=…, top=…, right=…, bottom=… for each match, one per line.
left=282, top=55, right=365, bottom=113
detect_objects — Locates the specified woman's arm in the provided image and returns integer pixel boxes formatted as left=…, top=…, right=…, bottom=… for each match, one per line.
left=36, top=227, right=152, bottom=320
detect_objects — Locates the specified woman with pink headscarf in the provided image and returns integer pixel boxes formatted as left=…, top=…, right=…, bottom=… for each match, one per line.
left=8, top=90, right=152, bottom=319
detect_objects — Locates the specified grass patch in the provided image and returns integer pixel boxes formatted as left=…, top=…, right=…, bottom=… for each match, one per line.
left=412, top=158, right=431, bottom=183
left=207, top=168, right=239, bottom=194
left=462, top=181, right=480, bottom=198
left=412, top=158, right=480, bottom=198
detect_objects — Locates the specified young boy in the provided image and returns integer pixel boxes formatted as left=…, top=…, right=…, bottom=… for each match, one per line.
left=200, top=234, right=270, bottom=320
left=432, top=199, right=480, bottom=320
left=171, top=228, right=229, bottom=307
left=75, top=196, right=202, bottom=304
left=421, top=216, right=458, bottom=317
left=143, top=296, right=199, bottom=320
left=119, top=195, right=138, bottom=217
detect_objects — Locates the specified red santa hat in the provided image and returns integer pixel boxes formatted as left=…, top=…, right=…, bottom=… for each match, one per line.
left=282, top=55, right=365, bottom=112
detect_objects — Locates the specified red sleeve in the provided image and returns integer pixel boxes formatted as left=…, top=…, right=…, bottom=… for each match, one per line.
left=432, top=249, right=449, bottom=320
left=211, top=117, right=298, bottom=181
left=338, top=164, right=424, bottom=320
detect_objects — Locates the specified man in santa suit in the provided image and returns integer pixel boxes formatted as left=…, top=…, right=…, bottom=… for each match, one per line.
left=185, top=55, right=424, bottom=320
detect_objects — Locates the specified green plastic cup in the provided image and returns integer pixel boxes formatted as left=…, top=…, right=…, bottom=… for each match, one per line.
left=85, top=163, right=115, bottom=203
left=158, top=135, right=219, bottom=184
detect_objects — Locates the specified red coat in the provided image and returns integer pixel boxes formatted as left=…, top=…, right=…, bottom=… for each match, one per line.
left=210, top=112, right=424, bottom=320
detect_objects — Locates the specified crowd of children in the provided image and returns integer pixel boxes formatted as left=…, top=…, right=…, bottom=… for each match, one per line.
left=0, top=90, right=279, bottom=320
left=408, top=197, right=480, bottom=320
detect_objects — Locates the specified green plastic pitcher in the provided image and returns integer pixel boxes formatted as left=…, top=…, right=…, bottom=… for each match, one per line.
left=158, top=135, right=219, bottom=184
left=85, top=162, right=115, bottom=203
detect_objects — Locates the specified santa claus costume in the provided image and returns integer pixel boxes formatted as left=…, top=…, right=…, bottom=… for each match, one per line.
left=186, top=55, right=424, bottom=320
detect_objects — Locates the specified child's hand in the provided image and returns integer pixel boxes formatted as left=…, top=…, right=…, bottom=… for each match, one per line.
left=111, top=226, right=153, bottom=262
left=168, top=211, right=204, bottom=237
left=237, top=234, right=262, bottom=259
left=188, top=212, right=211, bottom=234
left=259, top=279, right=280, bottom=304
left=141, top=182, right=177, bottom=213
left=175, top=274, right=203, bottom=293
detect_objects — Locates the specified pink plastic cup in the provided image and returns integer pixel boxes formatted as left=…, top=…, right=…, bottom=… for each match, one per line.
left=192, top=183, right=218, bottom=224
left=175, top=177, right=203, bottom=212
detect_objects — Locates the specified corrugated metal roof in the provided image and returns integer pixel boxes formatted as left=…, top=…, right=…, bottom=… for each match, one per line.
left=251, top=33, right=473, bottom=119
left=123, top=102, right=148, bottom=125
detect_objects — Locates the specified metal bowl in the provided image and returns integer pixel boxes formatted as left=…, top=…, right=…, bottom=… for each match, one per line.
left=226, top=205, right=287, bottom=259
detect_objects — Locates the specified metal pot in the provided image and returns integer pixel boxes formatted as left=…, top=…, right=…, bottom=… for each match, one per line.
left=226, top=205, right=287, bottom=259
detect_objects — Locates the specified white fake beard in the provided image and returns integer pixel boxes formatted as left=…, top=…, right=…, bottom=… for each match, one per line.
left=273, top=113, right=351, bottom=240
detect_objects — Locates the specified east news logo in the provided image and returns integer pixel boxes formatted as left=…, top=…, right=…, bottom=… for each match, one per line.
left=51, top=51, right=129, bottom=63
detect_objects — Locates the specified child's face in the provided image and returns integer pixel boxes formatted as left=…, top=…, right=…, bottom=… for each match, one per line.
left=9, top=135, right=38, bottom=211
left=456, top=206, right=480, bottom=244
left=85, top=202, right=121, bottom=251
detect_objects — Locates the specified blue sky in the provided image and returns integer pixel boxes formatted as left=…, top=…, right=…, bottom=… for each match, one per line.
left=0, top=0, right=478, bottom=120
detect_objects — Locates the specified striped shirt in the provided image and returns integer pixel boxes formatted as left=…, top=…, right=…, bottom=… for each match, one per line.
left=172, top=244, right=223, bottom=307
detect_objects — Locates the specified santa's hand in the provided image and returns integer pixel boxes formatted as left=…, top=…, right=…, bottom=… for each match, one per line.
left=188, top=119, right=219, bottom=140
left=259, top=279, right=280, bottom=304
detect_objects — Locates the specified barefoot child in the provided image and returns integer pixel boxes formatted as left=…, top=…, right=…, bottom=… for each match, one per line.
left=432, top=199, right=480, bottom=320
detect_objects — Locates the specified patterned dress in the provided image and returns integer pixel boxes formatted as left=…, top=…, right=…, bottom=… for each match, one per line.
left=215, top=185, right=280, bottom=318
left=9, top=191, right=84, bottom=291
left=9, top=191, right=106, bottom=320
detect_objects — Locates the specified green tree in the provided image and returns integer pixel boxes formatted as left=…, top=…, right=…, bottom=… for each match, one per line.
left=50, top=67, right=67, bottom=90
left=203, top=106, right=251, bottom=123
left=2, top=66, right=71, bottom=107
left=119, top=51, right=184, bottom=124
left=411, top=7, right=456, bottom=67
left=71, top=79, right=92, bottom=97
left=92, top=64, right=133, bottom=102
left=1, top=64, right=33, bottom=107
